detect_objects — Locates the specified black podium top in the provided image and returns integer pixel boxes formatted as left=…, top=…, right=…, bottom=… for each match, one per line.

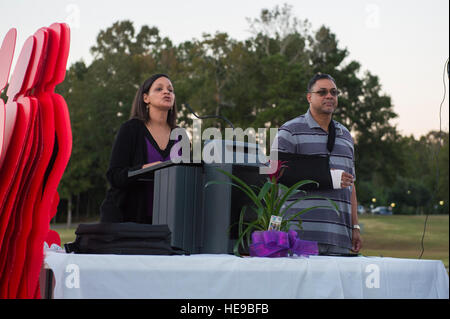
left=127, top=161, right=203, bottom=181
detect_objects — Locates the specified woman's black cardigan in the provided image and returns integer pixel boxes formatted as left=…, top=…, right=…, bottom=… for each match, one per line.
left=100, top=118, right=174, bottom=224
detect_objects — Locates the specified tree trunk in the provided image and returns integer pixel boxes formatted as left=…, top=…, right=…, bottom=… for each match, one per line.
left=66, top=195, right=72, bottom=228
left=75, top=193, right=80, bottom=222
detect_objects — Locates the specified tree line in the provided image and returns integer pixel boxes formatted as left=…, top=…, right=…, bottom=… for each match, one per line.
left=14, top=4, right=445, bottom=222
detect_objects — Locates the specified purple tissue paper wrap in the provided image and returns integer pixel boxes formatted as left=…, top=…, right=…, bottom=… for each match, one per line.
left=249, top=230, right=318, bottom=257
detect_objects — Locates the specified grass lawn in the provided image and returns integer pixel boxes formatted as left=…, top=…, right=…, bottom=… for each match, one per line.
left=358, top=214, right=449, bottom=269
left=51, top=214, right=449, bottom=268
left=51, top=225, right=79, bottom=248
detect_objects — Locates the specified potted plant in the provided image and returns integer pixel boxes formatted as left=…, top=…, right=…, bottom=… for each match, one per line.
left=205, top=161, right=339, bottom=257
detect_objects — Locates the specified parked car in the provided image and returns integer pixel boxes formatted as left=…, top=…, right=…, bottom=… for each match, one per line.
left=357, top=205, right=366, bottom=214
left=371, top=206, right=393, bottom=215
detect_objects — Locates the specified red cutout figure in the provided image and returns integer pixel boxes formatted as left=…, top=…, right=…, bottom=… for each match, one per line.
left=7, top=27, right=53, bottom=299
left=0, top=28, right=17, bottom=170
left=0, top=35, right=37, bottom=298
left=0, top=36, right=35, bottom=249
left=3, top=29, right=49, bottom=299
left=21, top=23, right=71, bottom=299
left=0, top=23, right=71, bottom=299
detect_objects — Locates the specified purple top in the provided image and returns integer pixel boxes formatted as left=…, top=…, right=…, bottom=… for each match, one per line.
left=145, top=132, right=182, bottom=220
left=145, top=137, right=172, bottom=163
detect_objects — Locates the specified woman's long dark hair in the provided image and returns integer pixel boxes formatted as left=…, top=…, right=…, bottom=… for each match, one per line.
left=130, top=73, right=177, bottom=129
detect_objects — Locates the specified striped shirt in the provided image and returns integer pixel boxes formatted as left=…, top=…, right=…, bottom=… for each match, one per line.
left=273, top=110, right=356, bottom=249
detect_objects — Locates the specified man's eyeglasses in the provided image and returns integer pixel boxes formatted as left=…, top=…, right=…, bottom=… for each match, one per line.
left=309, top=89, right=341, bottom=97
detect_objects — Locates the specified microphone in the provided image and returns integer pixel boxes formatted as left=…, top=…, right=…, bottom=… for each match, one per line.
left=182, top=103, right=235, bottom=130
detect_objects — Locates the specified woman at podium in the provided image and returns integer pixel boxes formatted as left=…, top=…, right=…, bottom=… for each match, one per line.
left=100, top=74, right=182, bottom=224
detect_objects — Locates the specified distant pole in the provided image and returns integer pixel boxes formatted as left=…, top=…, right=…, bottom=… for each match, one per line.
left=66, top=195, right=72, bottom=228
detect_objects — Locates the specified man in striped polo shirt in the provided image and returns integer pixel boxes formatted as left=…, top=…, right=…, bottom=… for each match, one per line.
left=273, top=73, right=362, bottom=254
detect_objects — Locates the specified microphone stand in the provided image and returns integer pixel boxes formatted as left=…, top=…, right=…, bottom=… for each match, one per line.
left=182, top=103, right=235, bottom=130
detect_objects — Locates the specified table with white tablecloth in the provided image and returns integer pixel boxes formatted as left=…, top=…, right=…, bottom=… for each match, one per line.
left=44, top=250, right=449, bottom=299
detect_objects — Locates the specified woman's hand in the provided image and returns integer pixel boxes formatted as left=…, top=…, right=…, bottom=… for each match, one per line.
left=142, top=161, right=162, bottom=169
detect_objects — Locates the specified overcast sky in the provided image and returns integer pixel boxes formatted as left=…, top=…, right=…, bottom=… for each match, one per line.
left=1, top=0, right=448, bottom=137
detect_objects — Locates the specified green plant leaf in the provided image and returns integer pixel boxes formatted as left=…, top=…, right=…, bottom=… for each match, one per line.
left=274, top=180, right=316, bottom=213
left=279, top=195, right=340, bottom=218
left=247, top=205, right=270, bottom=230
left=233, top=219, right=264, bottom=257
left=286, top=219, right=303, bottom=231
left=278, top=183, right=300, bottom=195
left=213, top=169, right=263, bottom=210
left=257, top=181, right=273, bottom=202
left=205, top=179, right=263, bottom=211
left=280, top=205, right=333, bottom=230
left=236, top=205, right=259, bottom=256
left=237, top=205, right=247, bottom=251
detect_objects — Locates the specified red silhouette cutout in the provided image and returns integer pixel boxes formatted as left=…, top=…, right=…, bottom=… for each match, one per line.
left=3, top=29, right=49, bottom=298
left=0, top=23, right=71, bottom=299
left=0, top=36, right=35, bottom=251
left=7, top=27, right=54, bottom=299
left=0, top=28, right=17, bottom=169
left=0, top=33, right=41, bottom=298
left=22, top=23, right=72, bottom=299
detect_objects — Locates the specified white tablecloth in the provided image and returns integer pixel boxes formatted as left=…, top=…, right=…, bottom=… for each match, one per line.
left=44, top=251, right=449, bottom=299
